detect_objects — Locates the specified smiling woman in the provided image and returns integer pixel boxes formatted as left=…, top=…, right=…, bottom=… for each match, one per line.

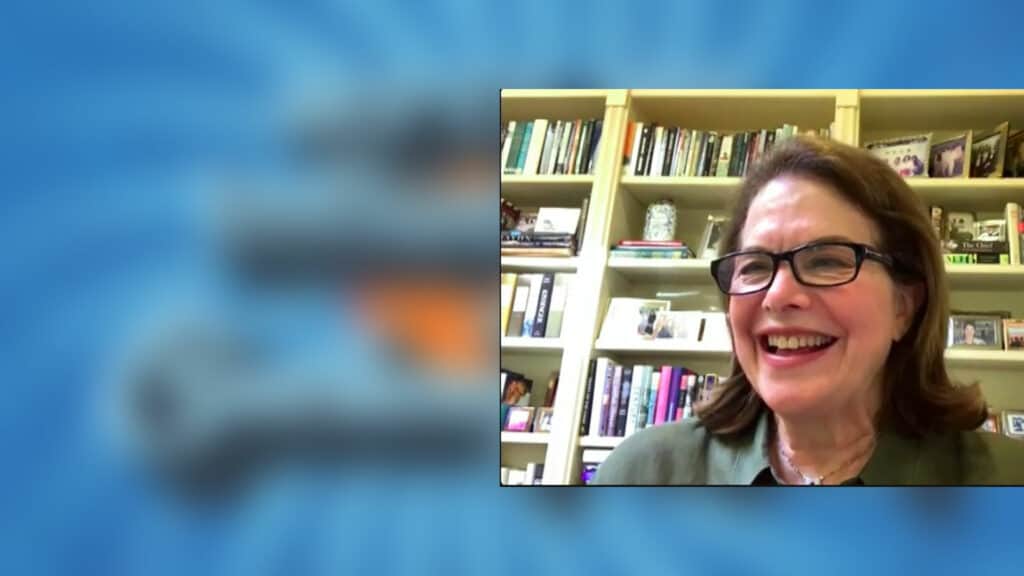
left=596, top=136, right=1024, bottom=486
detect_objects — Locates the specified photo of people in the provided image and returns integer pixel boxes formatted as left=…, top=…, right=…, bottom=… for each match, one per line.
left=1004, top=321, right=1024, bottom=350
left=929, top=133, right=970, bottom=177
left=1005, top=130, right=1024, bottom=177
left=501, top=376, right=532, bottom=406
left=864, top=133, right=932, bottom=179
left=970, top=122, right=1008, bottom=178
left=949, top=316, right=1002, bottom=349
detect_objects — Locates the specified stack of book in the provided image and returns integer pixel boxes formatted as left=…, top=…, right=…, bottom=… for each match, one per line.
left=501, top=118, right=604, bottom=176
left=500, top=272, right=572, bottom=338
left=609, top=239, right=693, bottom=259
left=501, top=201, right=588, bottom=258
left=579, top=359, right=720, bottom=438
left=622, top=122, right=828, bottom=178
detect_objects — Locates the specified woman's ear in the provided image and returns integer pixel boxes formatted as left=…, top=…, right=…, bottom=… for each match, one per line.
left=892, top=282, right=924, bottom=342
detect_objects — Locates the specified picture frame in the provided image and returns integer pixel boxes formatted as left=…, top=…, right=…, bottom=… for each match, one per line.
left=1005, top=129, right=1024, bottom=177
left=501, top=374, right=533, bottom=407
left=598, top=298, right=671, bottom=341
left=947, top=315, right=1004, bottom=350
left=533, top=407, right=554, bottom=433
left=945, top=211, right=976, bottom=243
left=929, top=132, right=972, bottom=178
left=970, top=122, right=1009, bottom=178
left=864, top=133, right=932, bottom=178
left=979, top=412, right=1000, bottom=434
left=504, top=406, right=536, bottom=432
left=651, top=310, right=704, bottom=343
left=1002, top=411, right=1024, bottom=439
left=1003, top=319, right=1024, bottom=350
left=699, top=215, right=729, bottom=259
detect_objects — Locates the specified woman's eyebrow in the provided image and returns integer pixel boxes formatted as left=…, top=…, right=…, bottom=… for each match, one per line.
left=740, top=235, right=859, bottom=252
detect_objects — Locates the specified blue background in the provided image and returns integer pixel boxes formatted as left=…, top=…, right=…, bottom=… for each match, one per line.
left=4, top=0, right=1024, bottom=574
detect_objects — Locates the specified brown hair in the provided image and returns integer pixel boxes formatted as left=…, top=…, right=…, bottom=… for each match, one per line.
left=696, top=135, right=987, bottom=438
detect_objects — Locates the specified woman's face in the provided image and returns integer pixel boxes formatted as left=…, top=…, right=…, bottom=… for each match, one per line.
left=728, top=176, right=917, bottom=419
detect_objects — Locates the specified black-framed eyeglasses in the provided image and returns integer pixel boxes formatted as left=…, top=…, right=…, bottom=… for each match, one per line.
left=709, top=241, right=895, bottom=296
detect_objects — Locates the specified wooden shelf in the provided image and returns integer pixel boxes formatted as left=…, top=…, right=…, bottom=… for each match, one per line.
left=578, top=436, right=624, bottom=449
left=501, top=256, right=579, bottom=272
left=908, top=178, right=1024, bottom=210
left=945, top=265, right=1024, bottom=290
left=607, top=258, right=712, bottom=281
left=501, top=337, right=564, bottom=354
left=945, top=349, right=1024, bottom=368
left=593, top=339, right=732, bottom=356
left=859, top=90, right=1024, bottom=132
left=619, top=176, right=741, bottom=209
left=501, top=432, right=550, bottom=445
left=501, top=175, right=595, bottom=204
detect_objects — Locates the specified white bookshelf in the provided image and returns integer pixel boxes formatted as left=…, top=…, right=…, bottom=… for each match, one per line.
left=501, top=432, right=551, bottom=445
left=501, top=89, right=1024, bottom=485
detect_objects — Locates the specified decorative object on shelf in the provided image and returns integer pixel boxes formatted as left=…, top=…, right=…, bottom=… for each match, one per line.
left=864, top=133, right=932, bottom=178
left=1003, top=411, right=1024, bottom=439
left=650, top=310, right=704, bottom=343
left=1005, top=130, right=1024, bottom=177
left=970, top=122, right=1009, bottom=178
left=699, top=215, right=729, bottom=259
left=599, top=298, right=671, bottom=341
left=979, top=412, right=1001, bottom=433
left=643, top=199, right=677, bottom=241
left=929, top=132, right=972, bottom=178
left=947, top=314, right=1005, bottom=350
left=504, top=406, right=536, bottom=432
left=1003, top=319, right=1024, bottom=350
left=533, top=407, right=554, bottom=433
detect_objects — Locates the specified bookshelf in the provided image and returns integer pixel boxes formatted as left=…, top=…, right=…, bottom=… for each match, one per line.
left=500, top=89, right=1024, bottom=485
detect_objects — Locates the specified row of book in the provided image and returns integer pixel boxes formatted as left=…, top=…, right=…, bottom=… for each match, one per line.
left=501, top=118, right=603, bottom=176
left=608, top=239, right=695, bottom=259
left=500, top=199, right=588, bottom=258
left=622, top=122, right=830, bottom=178
left=501, top=273, right=571, bottom=339
left=501, top=463, right=545, bottom=486
left=580, top=358, right=720, bottom=438
left=930, top=202, right=1024, bottom=264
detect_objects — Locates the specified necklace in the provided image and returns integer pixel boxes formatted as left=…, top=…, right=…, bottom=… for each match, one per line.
left=775, top=436, right=875, bottom=486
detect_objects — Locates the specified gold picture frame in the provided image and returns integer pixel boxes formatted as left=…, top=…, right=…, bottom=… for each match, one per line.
left=970, top=121, right=1009, bottom=178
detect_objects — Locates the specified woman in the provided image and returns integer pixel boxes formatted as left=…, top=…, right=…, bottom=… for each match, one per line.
left=596, top=136, right=1024, bottom=485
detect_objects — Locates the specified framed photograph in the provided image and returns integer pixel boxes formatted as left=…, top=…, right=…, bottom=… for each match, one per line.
left=699, top=216, right=729, bottom=259
left=947, top=315, right=1004, bottom=350
left=501, top=375, right=533, bottom=407
left=929, top=132, right=972, bottom=178
left=598, top=298, right=671, bottom=341
left=970, top=122, right=1009, bottom=178
left=974, top=219, right=1006, bottom=242
left=504, top=406, right=535, bottom=432
left=1003, top=319, right=1024, bottom=350
left=1003, top=411, right=1024, bottom=439
left=651, top=310, right=704, bottom=343
left=865, top=133, right=932, bottom=178
left=1005, top=129, right=1024, bottom=177
left=533, top=407, right=554, bottom=433
left=946, top=211, right=976, bottom=243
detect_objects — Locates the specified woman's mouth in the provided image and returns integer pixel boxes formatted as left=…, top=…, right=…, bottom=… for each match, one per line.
left=761, top=333, right=838, bottom=356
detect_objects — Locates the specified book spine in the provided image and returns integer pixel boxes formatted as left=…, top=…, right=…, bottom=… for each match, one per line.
left=514, top=121, right=534, bottom=173
left=622, top=120, right=637, bottom=167
left=674, top=372, right=687, bottom=421
left=556, top=120, right=574, bottom=174
left=544, top=273, right=570, bottom=338
left=568, top=119, right=583, bottom=174
left=500, top=121, right=517, bottom=171
left=504, top=121, right=526, bottom=174
left=549, top=120, right=565, bottom=175
left=628, top=121, right=644, bottom=175
left=636, top=123, right=652, bottom=176
left=652, top=126, right=667, bottom=177
left=500, top=272, right=517, bottom=336
left=665, top=366, right=683, bottom=423
left=576, top=120, right=593, bottom=175
left=605, top=365, right=624, bottom=436
left=530, top=273, right=555, bottom=337
left=645, top=369, right=660, bottom=427
left=1006, top=202, right=1021, bottom=265
left=634, top=366, right=652, bottom=433
left=654, top=365, right=673, bottom=424
left=587, top=120, right=602, bottom=174
left=624, top=365, right=643, bottom=437
left=523, top=118, right=548, bottom=175
left=708, top=133, right=722, bottom=177
left=597, top=360, right=616, bottom=436
left=520, top=273, right=544, bottom=337
left=716, top=134, right=733, bottom=177
left=945, top=253, right=1009, bottom=264
left=737, top=132, right=750, bottom=176
left=683, top=374, right=699, bottom=418
left=579, top=359, right=597, bottom=435
left=609, top=249, right=687, bottom=258
left=687, top=130, right=703, bottom=176
left=506, top=275, right=531, bottom=336
left=538, top=121, right=557, bottom=175
left=590, top=358, right=610, bottom=436
left=615, top=366, right=633, bottom=436
left=956, top=240, right=1008, bottom=253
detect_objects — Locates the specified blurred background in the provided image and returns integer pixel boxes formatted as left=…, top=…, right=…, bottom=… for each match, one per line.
left=3, top=0, right=1024, bottom=574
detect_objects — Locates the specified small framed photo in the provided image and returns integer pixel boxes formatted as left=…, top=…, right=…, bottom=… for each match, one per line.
left=1004, top=130, right=1024, bottom=177
left=699, top=216, right=729, bottom=259
left=865, top=133, right=932, bottom=178
left=651, top=310, right=704, bottom=343
left=504, top=406, right=535, bottom=432
left=948, top=315, right=1004, bottom=350
left=501, top=375, right=533, bottom=407
left=533, top=407, right=554, bottom=433
left=1003, top=411, right=1024, bottom=439
left=979, top=412, right=1001, bottom=434
left=929, top=132, right=972, bottom=178
left=970, top=122, right=1009, bottom=178
left=1003, top=319, right=1024, bottom=350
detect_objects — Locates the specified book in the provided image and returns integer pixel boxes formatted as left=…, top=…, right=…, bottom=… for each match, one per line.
left=500, top=121, right=517, bottom=171
left=609, top=249, right=688, bottom=259
left=605, top=365, right=624, bottom=436
left=627, top=121, right=644, bottom=175
left=576, top=196, right=590, bottom=254
left=675, top=373, right=691, bottom=421
left=520, top=273, right=545, bottom=336
left=579, top=359, right=597, bottom=435
left=504, top=121, right=527, bottom=174
left=544, top=273, right=570, bottom=338
left=945, top=253, right=1009, bottom=265
left=618, top=240, right=684, bottom=247
left=1006, top=202, right=1021, bottom=265
left=538, top=121, right=558, bottom=175
left=625, top=365, right=649, bottom=436
left=622, top=121, right=637, bottom=167
left=596, top=359, right=618, bottom=436
left=589, top=358, right=612, bottom=436
left=530, top=273, right=555, bottom=337
left=500, top=273, right=517, bottom=336
left=543, top=371, right=559, bottom=407
left=614, top=366, right=633, bottom=436
left=523, top=119, right=549, bottom=175
left=534, top=207, right=582, bottom=236
left=514, top=121, right=534, bottom=173
left=716, top=134, right=733, bottom=177
left=654, top=365, right=673, bottom=424
left=645, top=369, right=660, bottom=428
left=665, top=366, right=684, bottom=423
left=500, top=247, right=575, bottom=257
left=506, top=275, right=532, bottom=336
left=586, top=120, right=603, bottom=174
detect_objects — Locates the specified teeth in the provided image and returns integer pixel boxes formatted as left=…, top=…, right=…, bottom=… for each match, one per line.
left=768, top=334, right=832, bottom=350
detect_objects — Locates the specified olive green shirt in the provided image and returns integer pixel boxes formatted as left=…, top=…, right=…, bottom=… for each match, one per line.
left=594, top=411, right=1024, bottom=485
